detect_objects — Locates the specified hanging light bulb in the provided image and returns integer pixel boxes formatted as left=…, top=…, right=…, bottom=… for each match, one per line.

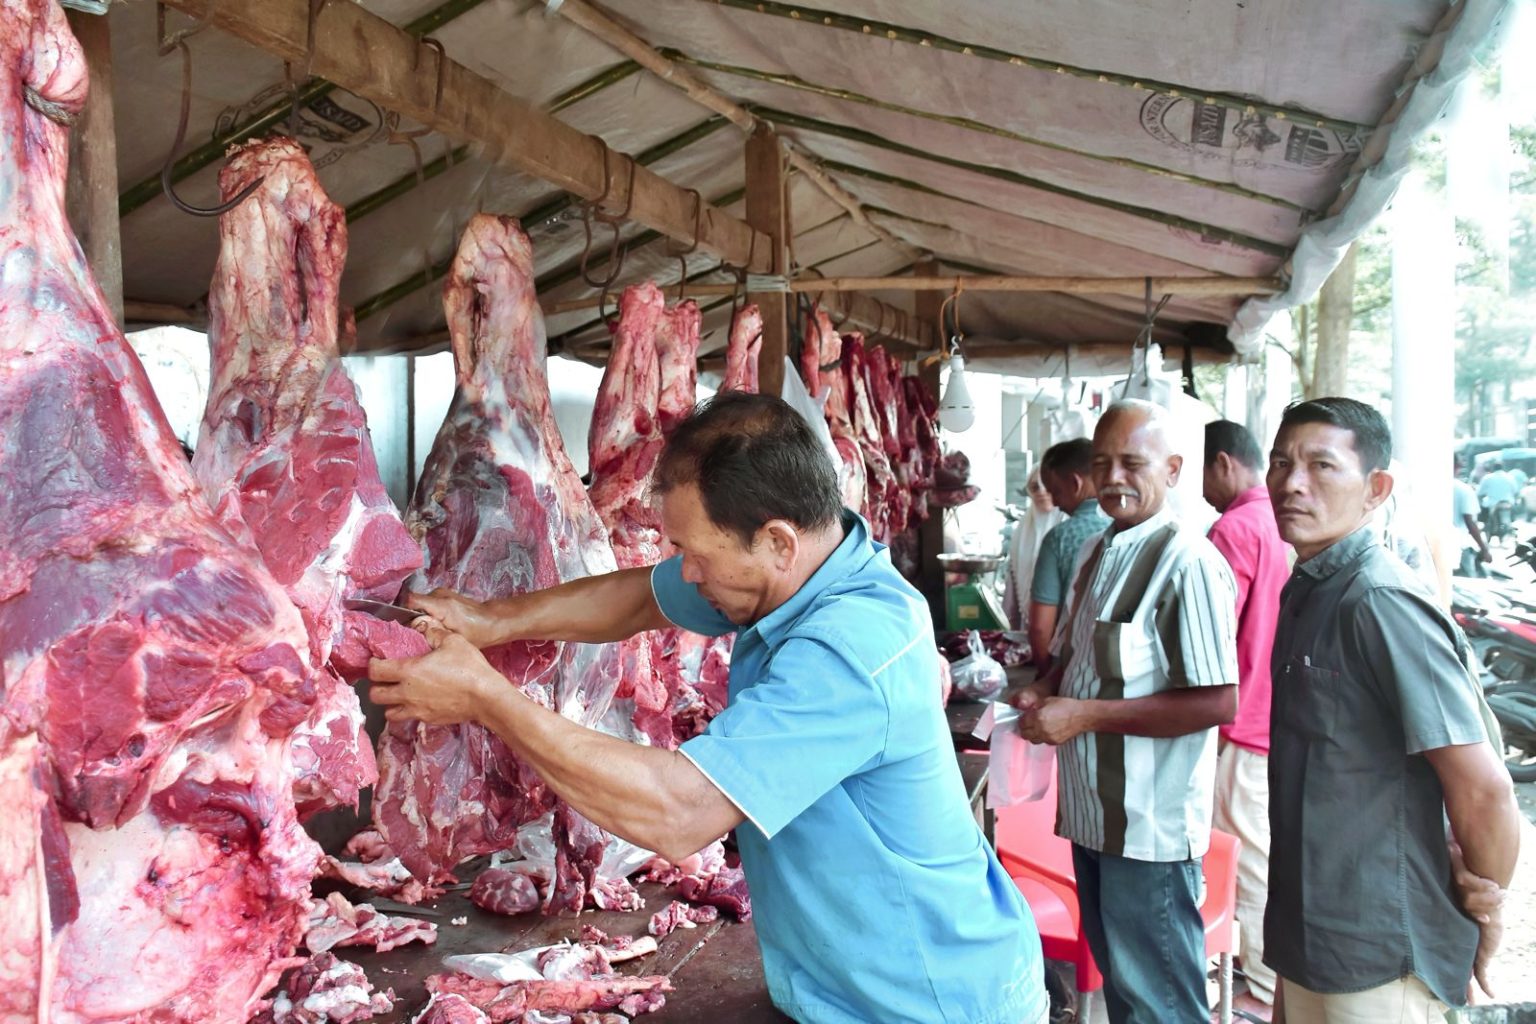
left=938, top=350, right=975, bottom=432
left=936, top=284, right=974, bottom=432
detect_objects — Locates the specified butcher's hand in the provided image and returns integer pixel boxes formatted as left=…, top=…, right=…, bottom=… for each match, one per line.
left=369, top=617, right=502, bottom=727
left=1017, top=696, right=1087, bottom=745
left=1450, top=839, right=1506, bottom=1000
left=403, top=588, right=507, bottom=649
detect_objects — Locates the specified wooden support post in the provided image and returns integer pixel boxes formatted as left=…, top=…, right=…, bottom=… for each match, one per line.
left=745, top=124, right=790, bottom=397
left=913, top=260, right=947, bottom=627
left=64, top=10, right=122, bottom=326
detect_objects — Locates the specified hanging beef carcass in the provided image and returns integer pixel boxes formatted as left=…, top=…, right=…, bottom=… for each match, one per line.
left=587, top=283, right=673, bottom=748
left=842, top=333, right=899, bottom=541
left=0, top=4, right=321, bottom=1016
left=904, top=376, right=940, bottom=524
left=864, top=345, right=908, bottom=537
left=801, top=307, right=865, bottom=513
left=720, top=304, right=763, bottom=393
left=374, top=215, right=622, bottom=912
left=193, top=138, right=428, bottom=817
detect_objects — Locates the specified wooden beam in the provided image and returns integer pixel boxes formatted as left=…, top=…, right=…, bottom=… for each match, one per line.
left=962, top=340, right=1228, bottom=365
left=547, top=0, right=912, bottom=258
left=788, top=274, right=1283, bottom=297
left=161, top=0, right=773, bottom=273
left=913, top=260, right=947, bottom=627
left=64, top=10, right=122, bottom=326
left=745, top=124, right=791, bottom=396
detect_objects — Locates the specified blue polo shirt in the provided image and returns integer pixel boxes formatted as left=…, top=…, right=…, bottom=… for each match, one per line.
left=655, top=512, right=1046, bottom=1024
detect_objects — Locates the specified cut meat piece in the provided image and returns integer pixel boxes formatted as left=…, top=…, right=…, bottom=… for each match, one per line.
left=193, top=138, right=427, bottom=816
left=414, top=993, right=492, bottom=1024
left=655, top=299, right=702, bottom=435
left=720, top=304, right=763, bottom=393
left=587, top=874, right=643, bottom=912
left=801, top=308, right=866, bottom=513
left=675, top=863, right=752, bottom=921
left=253, top=953, right=396, bottom=1024
left=647, top=900, right=720, bottom=938
left=842, top=333, right=899, bottom=542
left=425, top=973, right=672, bottom=1021
left=0, top=5, right=320, bottom=1018
left=586, top=284, right=669, bottom=748
left=376, top=215, right=622, bottom=913
left=641, top=839, right=726, bottom=886
left=576, top=926, right=658, bottom=964
left=470, top=867, right=542, bottom=916
left=304, top=891, right=437, bottom=954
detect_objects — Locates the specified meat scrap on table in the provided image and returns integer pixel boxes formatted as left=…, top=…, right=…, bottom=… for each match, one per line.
left=304, top=891, right=438, bottom=954
left=251, top=954, right=396, bottom=1024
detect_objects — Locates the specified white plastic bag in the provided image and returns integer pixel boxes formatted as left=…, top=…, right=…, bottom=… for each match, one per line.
left=973, top=702, right=1054, bottom=809
left=950, top=630, right=1007, bottom=702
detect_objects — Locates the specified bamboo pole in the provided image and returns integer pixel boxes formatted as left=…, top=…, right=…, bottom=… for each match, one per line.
left=786, top=274, right=1283, bottom=296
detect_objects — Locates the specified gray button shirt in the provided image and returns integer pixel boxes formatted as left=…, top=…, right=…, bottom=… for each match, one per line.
left=1265, top=525, right=1485, bottom=1005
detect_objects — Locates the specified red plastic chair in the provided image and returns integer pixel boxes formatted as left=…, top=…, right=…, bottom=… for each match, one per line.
left=993, top=755, right=1243, bottom=1024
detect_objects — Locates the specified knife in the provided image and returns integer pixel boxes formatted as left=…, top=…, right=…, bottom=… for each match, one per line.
left=344, top=598, right=425, bottom=626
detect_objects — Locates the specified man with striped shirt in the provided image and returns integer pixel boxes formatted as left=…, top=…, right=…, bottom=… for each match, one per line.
left=1015, top=399, right=1239, bottom=1024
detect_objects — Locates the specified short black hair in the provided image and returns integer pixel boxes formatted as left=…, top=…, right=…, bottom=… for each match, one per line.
left=1277, top=397, right=1392, bottom=474
left=1205, top=419, right=1263, bottom=471
left=1041, top=438, right=1093, bottom=479
left=654, top=391, right=842, bottom=546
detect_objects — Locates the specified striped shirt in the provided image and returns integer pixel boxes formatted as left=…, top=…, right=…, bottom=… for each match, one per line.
left=1050, top=506, right=1238, bottom=861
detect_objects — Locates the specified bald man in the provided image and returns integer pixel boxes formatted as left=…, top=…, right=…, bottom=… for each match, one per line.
left=1014, top=399, right=1239, bottom=1024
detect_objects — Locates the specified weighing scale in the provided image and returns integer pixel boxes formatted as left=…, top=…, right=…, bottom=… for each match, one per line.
left=937, top=553, right=1007, bottom=631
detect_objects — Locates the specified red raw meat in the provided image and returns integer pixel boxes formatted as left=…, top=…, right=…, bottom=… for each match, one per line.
left=193, top=138, right=429, bottom=817
left=374, top=216, right=622, bottom=912
left=469, top=867, right=542, bottom=916
left=675, top=863, right=753, bottom=921
left=647, top=900, right=720, bottom=938
left=655, top=299, right=702, bottom=435
left=841, top=333, right=899, bottom=541
left=801, top=308, right=866, bottom=512
left=425, top=973, right=672, bottom=1021
left=252, top=953, right=396, bottom=1024
left=0, top=5, right=322, bottom=1017
left=721, top=304, right=763, bottom=393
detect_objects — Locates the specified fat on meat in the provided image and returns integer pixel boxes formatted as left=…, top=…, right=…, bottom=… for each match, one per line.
left=374, top=215, right=622, bottom=913
left=304, top=891, right=437, bottom=954
left=0, top=5, right=324, bottom=1018
left=252, top=953, right=396, bottom=1024
left=841, top=333, right=898, bottom=542
left=425, top=973, right=672, bottom=1022
left=193, top=137, right=428, bottom=817
left=647, top=900, right=719, bottom=938
left=720, top=304, right=763, bottom=393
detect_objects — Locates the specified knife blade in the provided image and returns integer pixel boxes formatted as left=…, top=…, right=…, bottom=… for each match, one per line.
left=344, top=598, right=424, bottom=626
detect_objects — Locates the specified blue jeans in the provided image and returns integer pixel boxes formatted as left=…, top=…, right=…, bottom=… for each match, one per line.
left=1071, top=844, right=1208, bottom=1024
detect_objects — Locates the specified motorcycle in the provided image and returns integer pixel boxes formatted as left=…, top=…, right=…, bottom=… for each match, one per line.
left=1453, top=579, right=1536, bottom=782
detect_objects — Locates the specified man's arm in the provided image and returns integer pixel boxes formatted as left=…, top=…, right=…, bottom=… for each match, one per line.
left=1425, top=741, right=1520, bottom=998
left=1462, top=513, right=1493, bottom=564
left=1027, top=600, right=1059, bottom=672
left=406, top=566, right=672, bottom=648
left=1019, top=684, right=1236, bottom=744
left=370, top=623, right=740, bottom=862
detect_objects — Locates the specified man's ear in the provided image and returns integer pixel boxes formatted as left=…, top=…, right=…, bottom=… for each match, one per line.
left=761, top=520, right=800, bottom=569
left=1364, top=467, right=1395, bottom=513
left=1167, top=453, right=1184, bottom=485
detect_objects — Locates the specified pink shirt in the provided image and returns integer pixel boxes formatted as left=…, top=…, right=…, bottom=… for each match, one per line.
left=1206, top=487, right=1289, bottom=754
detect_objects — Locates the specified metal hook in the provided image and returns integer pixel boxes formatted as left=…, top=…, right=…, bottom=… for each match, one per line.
left=160, top=40, right=263, bottom=217
left=285, top=0, right=329, bottom=138
left=156, top=0, right=219, bottom=56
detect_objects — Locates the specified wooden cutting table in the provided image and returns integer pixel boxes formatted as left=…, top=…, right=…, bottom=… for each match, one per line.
left=339, top=729, right=994, bottom=1021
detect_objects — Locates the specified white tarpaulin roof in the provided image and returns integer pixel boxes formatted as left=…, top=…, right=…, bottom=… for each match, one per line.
left=104, top=0, right=1518, bottom=367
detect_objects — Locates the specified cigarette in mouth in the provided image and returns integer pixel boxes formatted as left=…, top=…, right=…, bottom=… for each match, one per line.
left=1119, top=494, right=1128, bottom=509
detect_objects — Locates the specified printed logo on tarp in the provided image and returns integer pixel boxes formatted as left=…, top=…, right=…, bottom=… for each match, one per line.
left=215, top=86, right=390, bottom=169
left=1140, top=94, right=1360, bottom=169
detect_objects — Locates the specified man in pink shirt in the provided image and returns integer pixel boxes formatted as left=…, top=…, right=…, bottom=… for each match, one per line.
left=1203, top=420, right=1290, bottom=1019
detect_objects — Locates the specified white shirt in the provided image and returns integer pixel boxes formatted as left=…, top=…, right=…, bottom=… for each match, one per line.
left=1050, top=506, right=1238, bottom=861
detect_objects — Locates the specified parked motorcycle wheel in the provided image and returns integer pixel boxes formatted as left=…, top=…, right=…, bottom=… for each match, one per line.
left=1486, top=680, right=1536, bottom=782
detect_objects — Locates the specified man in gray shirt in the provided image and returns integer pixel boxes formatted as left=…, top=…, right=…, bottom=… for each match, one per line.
left=1265, top=397, right=1520, bottom=1021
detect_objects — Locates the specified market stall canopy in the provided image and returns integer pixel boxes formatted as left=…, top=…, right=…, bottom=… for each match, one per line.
left=102, top=0, right=1515, bottom=370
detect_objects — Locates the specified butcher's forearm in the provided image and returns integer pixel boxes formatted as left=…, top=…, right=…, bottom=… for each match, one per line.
left=487, top=567, right=667, bottom=645
left=1440, top=752, right=1520, bottom=889
left=1028, top=602, right=1058, bottom=670
left=479, top=686, right=736, bottom=862
left=1079, top=684, right=1236, bottom=737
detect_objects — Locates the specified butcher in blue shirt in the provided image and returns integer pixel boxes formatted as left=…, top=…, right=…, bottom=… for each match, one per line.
left=372, top=391, right=1047, bottom=1024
